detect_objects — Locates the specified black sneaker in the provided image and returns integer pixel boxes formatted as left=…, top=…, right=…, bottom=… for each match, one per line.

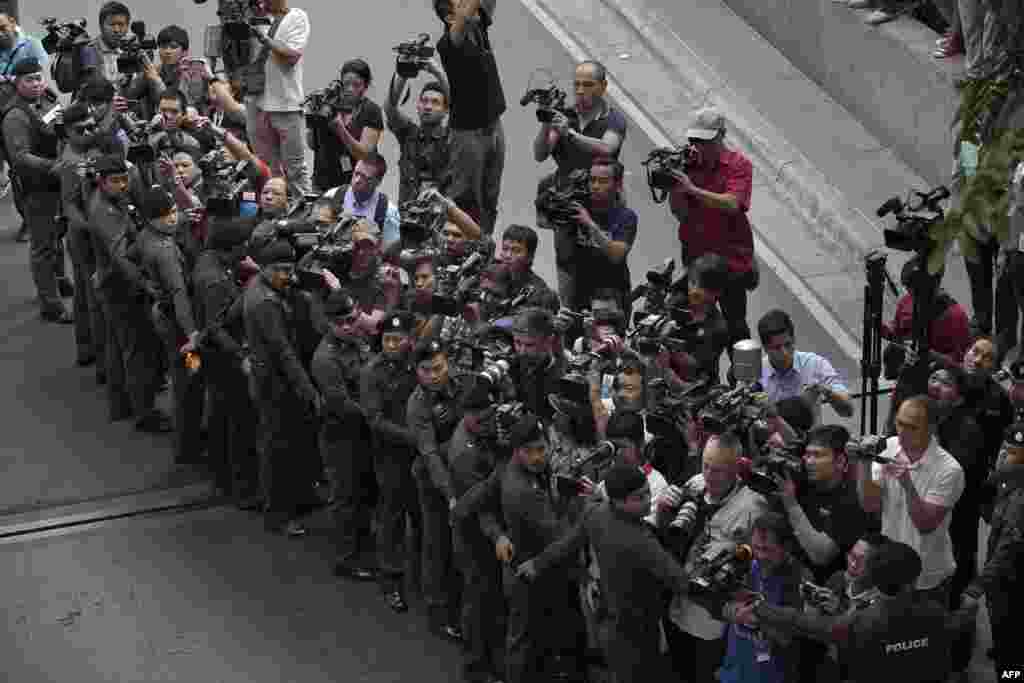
left=333, top=559, right=377, bottom=582
left=383, top=590, right=409, bottom=613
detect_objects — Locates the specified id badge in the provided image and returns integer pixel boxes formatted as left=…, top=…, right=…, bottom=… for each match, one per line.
left=340, top=155, right=353, bottom=174
left=756, top=651, right=771, bottom=663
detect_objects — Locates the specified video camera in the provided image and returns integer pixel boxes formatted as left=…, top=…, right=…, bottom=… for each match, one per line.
left=120, top=114, right=162, bottom=166
left=210, top=0, right=271, bottom=41
left=40, top=17, right=89, bottom=54
left=520, top=82, right=578, bottom=128
left=697, top=382, right=769, bottom=437
left=198, top=149, right=264, bottom=217
left=629, top=306, right=702, bottom=357
left=876, top=186, right=950, bottom=254
left=393, top=33, right=435, bottom=79
left=291, top=214, right=367, bottom=289
left=740, top=439, right=808, bottom=497
left=303, top=80, right=354, bottom=126
left=553, top=439, right=617, bottom=497
left=642, top=145, right=701, bottom=203
left=117, top=21, right=158, bottom=74
left=536, top=168, right=590, bottom=230
left=845, top=434, right=892, bottom=463
left=688, top=543, right=753, bottom=597
left=630, top=258, right=677, bottom=312
left=433, top=245, right=492, bottom=312
left=800, top=581, right=841, bottom=615
left=400, top=192, right=448, bottom=247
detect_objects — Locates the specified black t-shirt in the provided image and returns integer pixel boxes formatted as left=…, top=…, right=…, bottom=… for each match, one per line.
left=436, top=2, right=506, bottom=131
left=312, top=97, right=385, bottom=191
left=551, top=104, right=628, bottom=176
left=793, top=479, right=871, bottom=584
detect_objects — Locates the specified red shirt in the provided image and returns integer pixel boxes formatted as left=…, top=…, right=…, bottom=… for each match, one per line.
left=670, top=149, right=755, bottom=274
left=882, top=293, right=971, bottom=365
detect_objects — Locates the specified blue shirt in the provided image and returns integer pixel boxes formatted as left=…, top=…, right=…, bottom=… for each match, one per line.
left=760, top=350, right=847, bottom=424
left=0, top=32, right=49, bottom=79
left=719, top=561, right=790, bottom=683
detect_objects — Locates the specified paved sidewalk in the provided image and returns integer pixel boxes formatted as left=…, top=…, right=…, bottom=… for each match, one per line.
left=526, top=0, right=974, bottom=365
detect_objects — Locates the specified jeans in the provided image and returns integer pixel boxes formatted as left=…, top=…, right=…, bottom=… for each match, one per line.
left=448, top=120, right=505, bottom=236
left=245, top=105, right=311, bottom=196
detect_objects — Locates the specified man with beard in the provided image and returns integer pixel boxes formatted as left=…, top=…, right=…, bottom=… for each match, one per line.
left=387, top=59, right=452, bottom=206
left=2, top=59, right=73, bottom=322
left=135, top=185, right=206, bottom=465
left=496, top=308, right=568, bottom=425
left=322, top=153, right=400, bottom=246
left=407, top=338, right=470, bottom=641
left=492, top=224, right=559, bottom=314
left=362, top=311, right=421, bottom=612
left=312, top=289, right=379, bottom=580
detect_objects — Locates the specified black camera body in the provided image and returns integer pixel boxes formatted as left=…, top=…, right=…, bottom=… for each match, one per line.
left=553, top=440, right=617, bottom=497
left=876, top=186, right=950, bottom=255
left=40, top=17, right=90, bottom=54
left=200, top=151, right=263, bottom=217
left=393, top=33, right=435, bottom=79
left=217, top=0, right=269, bottom=41
left=520, top=84, right=578, bottom=128
left=743, top=440, right=808, bottom=497
left=121, top=115, right=161, bottom=166
left=536, top=168, right=590, bottom=229
left=642, top=145, right=701, bottom=201
left=846, top=435, right=891, bottom=463
left=399, top=194, right=448, bottom=247
left=697, top=383, right=768, bottom=437
left=688, top=543, right=754, bottom=597
left=800, top=581, right=841, bottom=614
left=117, top=21, right=158, bottom=74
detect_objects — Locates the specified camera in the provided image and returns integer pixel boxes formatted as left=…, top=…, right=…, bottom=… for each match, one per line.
left=553, top=440, right=617, bottom=497
left=876, top=186, right=950, bottom=254
left=400, top=193, right=448, bottom=246
left=630, top=258, right=676, bottom=310
left=199, top=150, right=264, bottom=217
left=117, top=21, right=158, bottom=74
left=494, top=401, right=528, bottom=446
left=520, top=83, right=578, bottom=128
left=303, top=81, right=347, bottom=126
left=393, top=33, right=435, bottom=79
left=697, top=382, right=769, bottom=437
left=688, top=543, right=753, bottom=597
left=845, top=435, right=892, bottom=464
left=800, top=581, right=841, bottom=614
left=217, top=0, right=269, bottom=42
left=40, top=17, right=89, bottom=54
left=630, top=305, right=702, bottom=357
left=536, top=168, right=590, bottom=229
left=740, top=440, right=808, bottom=497
left=479, top=359, right=511, bottom=386
left=642, top=145, right=701, bottom=202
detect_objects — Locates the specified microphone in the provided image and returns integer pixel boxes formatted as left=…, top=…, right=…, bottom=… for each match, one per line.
left=876, top=197, right=903, bottom=218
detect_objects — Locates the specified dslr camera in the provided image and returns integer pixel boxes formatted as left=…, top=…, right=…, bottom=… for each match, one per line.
left=393, top=33, right=435, bottom=79
left=642, top=145, right=701, bottom=202
left=520, top=82, right=578, bottom=128
left=40, top=17, right=90, bottom=54
left=117, top=21, right=158, bottom=74
left=536, top=168, right=590, bottom=230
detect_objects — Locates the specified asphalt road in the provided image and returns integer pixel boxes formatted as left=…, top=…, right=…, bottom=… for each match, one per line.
left=0, top=0, right=874, bottom=514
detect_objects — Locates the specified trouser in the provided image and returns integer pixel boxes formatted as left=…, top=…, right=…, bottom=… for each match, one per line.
left=254, top=385, right=319, bottom=525
left=663, top=619, right=727, bottom=683
left=24, top=192, right=65, bottom=313
left=97, top=294, right=130, bottom=420
left=987, top=589, right=1024, bottom=677
left=66, top=225, right=94, bottom=362
left=996, top=251, right=1024, bottom=360
left=504, top=566, right=585, bottom=683
left=156, top=311, right=205, bottom=462
left=206, top=360, right=258, bottom=495
left=374, top=442, right=416, bottom=592
left=949, top=494, right=981, bottom=672
left=448, top=119, right=505, bottom=236
left=412, top=456, right=461, bottom=625
left=932, top=0, right=962, bottom=33
left=245, top=105, right=311, bottom=197
left=456, top=520, right=506, bottom=681
left=608, top=615, right=669, bottom=683
left=321, top=414, right=375, bottom=561
left=961, top=0, right=1001, bottom=78
left=104, top=299, right=163, bottom=421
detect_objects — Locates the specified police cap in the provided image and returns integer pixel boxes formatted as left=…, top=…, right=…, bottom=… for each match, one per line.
left=1004, top=422, right=1024, bottom=448
left=13, top=59, right=43, bottom=78
left=252, top=239, right=296, bottom=267
left=507, top=413, right=546, bottom=449
left=411, top=338, right=447, bottom=367
left=604, top=462, right=648, bottom=501
left=94, top=154, right=128, bottom=177
left=323, top=290, right=356, bottom=318
left=866, top=540, right=921, bottom=595
left=382, top=310, right=416, bottom=336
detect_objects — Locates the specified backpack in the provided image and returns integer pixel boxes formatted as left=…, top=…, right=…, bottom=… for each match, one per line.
left=324, top=184, right=389, bottom=228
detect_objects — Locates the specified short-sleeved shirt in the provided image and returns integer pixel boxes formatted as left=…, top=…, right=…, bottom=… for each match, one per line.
left=761, top=350, right=848, bottom=425
left=256, top=8, right=310, bottom=112
left=551, top=102, right=628, bottom=176
left=0, top=32, right=49, bottom=79
left=436, top=0, right=506, bottom=130
left=671, top=148, right=754, bottom=274
left=871, top=437, right=965, bottom=590
left=793, top=479, right=872, bottom=584
left=312, top=98, right=384, bottom=191
left=573, top=204, right=638, bottom=304
left=389, top=114, right=452, bottom=206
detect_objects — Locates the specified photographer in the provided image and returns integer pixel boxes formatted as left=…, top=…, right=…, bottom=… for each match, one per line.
left=2, top=58, right=72, bottom=323
left=433, top=0, right=506, bottom=235
left=386, top=57, right=451, bottom=207
left=310, top=59, right=383, bottom=192
left=322, top=153, right=401, bottom=246
left=406, top=338, right=470, bottom=641
left=776, top=425, right=871, bottom=585
left=517, top=462, right=687, bottom=682
left=655, top=431, right=770, bottom=682
left=492, top=224, right=559, bottom=314
left=757, top=309, right=853, bottom=422
left=243, top=0, right=311, bottom=196
left=62, top=2, right=129, bottom=87
left=668, top=107, right=756, bottom=350
left=149, top=26, right=211, bottom=115
left=558, top=158, right=636, bottom=312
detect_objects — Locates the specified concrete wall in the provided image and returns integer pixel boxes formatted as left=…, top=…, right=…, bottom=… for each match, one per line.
left=720, top=0, right=959, bottom=187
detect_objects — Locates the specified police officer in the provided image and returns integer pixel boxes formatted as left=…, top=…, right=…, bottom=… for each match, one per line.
left=407, top=338, right=469, bottom=641
left=190, top=216, right=258, bottom=502
left=312, top=289, right=378, bottom=579
left=135, top=185, right=206, bottom=464
left=753, top=540, right=978, bottom=683
left=243, top=238, right=323, bottom=537
left=501, top=307, right=568, bottom=425
left=2, top=58, right=72, bottom=322
left=449, top=378, right=511, bottom=683
left=88, top=153, right=172, bottom=432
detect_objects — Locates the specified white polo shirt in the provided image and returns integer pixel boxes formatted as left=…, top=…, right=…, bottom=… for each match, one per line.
left=871, top=436, right=964, bottom=590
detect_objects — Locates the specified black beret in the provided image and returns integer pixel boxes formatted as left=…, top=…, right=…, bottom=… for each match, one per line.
left=411, top=338, right=446, bottom=366
left=603, top=462, right=647, bottom=501
left=13, top=59, right=43, bottom=78
left=1004, top=422, right=1024, bottom=448
left=866, top=540, right=921, bottom=595
left=512, top=307, right=556, bottom=337
left=207, top=217, right=255, bottom=250
left=382, top=310, right=416, bottom=335
left=252, top=239, right=295, bottom=266
left=508, top=413, right=546, bottom=449
left=94, top=154, right=128, bottom=176
left=140, top=185, right=176, bottom=220
left=461, top=377, right=494, bottom=412
left=324, top=290, right=356, bottom=317
left=606, top=411, right=645, bottom=446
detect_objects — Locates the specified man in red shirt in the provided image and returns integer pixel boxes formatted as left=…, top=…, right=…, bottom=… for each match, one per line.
left=668, top=107, right=756, bottom=351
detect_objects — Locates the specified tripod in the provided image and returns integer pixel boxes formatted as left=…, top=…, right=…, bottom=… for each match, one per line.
left=860, top=252, right=897, bottom=436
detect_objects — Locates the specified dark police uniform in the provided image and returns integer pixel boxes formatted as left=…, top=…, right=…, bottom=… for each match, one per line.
left=243, top=266, right=322, bottom=531
left=507, top=354, right=567, bottom=426
left=136, top=210, right=205, bottom=463
left=360, top=313, right=421, bottom=600
left=407, top=355, right=471, bottom=633
left=311, top=294, right=377, bottom=569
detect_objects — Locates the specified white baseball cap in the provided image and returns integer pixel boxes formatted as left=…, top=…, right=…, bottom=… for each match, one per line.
left=686, top=107, right=727, bottom=140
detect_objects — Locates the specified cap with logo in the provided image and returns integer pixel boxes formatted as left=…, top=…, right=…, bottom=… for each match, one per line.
left=383, top=310, right=416, bottom=335
left=13, top=59, right=44, bottom=78
left=686, top=106, right=727, bottom=141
